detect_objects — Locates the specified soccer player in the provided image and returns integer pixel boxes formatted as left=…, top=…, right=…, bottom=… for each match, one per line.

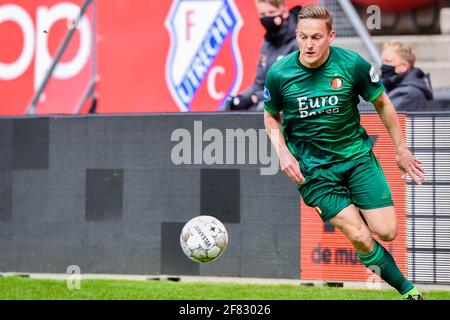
left=263, top=5, right=426, bottom=300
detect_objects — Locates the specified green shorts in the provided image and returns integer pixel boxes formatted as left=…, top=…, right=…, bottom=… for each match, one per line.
left=298, top=151, right=394, bottom=222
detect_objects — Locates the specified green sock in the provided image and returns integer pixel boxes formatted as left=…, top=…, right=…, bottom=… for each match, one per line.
left=357, top=240, right=414, bottom=295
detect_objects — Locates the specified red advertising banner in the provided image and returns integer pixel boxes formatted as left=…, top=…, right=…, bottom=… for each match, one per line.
left=96, top=0, right=316, bottom=114
left=0, top=0, right=95, bottom=115
left=300, top=114, right=408, bottom=282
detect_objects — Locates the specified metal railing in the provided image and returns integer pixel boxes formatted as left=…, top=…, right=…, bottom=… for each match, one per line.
left=320, top=0, right=381, bottom=67
left=407, top=113, right=450, bottom=284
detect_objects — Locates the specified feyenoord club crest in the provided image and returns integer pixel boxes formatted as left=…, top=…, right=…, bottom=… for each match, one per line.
left=165, top=0, right=243, bottom=112
left=331, top=76, right=343, bottom=90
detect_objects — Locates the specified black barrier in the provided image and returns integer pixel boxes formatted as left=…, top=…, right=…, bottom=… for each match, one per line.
left=0, top=114, right=300, bottom=278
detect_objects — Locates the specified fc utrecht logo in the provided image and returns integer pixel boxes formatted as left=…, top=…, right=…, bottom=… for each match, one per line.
left=165, top=0, right=243, bottom=112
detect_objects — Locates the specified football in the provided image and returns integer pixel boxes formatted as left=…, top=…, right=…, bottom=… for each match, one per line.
left=180, top=215, right=228, bottom=263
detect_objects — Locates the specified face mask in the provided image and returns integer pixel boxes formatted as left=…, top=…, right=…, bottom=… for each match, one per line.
left=381, top=64, right=396, bottom=79
left=381, top=64, right=407, bottom=91
left=260, top=15, right=284, bottom=35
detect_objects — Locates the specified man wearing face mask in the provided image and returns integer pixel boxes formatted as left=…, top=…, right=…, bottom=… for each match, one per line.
left=380, top=42, right=433, bottom=112
left=225, top=0, right=301, bottom=111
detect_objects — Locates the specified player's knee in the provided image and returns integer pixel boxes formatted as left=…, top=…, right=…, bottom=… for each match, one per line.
left=351, top=228, right=373, bottom=252
left=378, top=228, right=397, bottom=242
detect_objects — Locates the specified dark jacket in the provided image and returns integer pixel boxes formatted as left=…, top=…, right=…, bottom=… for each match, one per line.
left=386, top=68, right=434, bottom=112
left=239, top=6, right=300, bottom=105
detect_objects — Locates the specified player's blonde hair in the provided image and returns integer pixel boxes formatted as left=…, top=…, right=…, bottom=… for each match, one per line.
left=382, top=41, right=416, bottom=67
left=297, top=5, right=333, bottom=32
left=255, top=0, right=285, bottom=8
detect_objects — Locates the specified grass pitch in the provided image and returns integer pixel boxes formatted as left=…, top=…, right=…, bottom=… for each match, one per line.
left=1, top=277, right=450, bottom=300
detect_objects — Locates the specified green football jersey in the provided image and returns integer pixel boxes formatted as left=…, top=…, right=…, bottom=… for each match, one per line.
left=264, top=46, right=384, bottom=174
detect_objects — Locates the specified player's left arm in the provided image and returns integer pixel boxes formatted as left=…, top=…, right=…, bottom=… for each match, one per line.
left=372, top=92, right=427, bottom=185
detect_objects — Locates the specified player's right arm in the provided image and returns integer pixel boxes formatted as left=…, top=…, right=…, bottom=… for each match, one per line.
left=263, top=68, right=305, bottom=185
left=264, top=110, right=305, bottom=184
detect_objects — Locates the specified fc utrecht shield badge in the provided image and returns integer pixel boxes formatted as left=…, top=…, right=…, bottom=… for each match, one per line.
left=165, top=0, right=243, bottom=112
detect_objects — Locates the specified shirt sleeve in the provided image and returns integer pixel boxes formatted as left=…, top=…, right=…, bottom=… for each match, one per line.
left=263, top=68, right=282, bottom=114
left=354, top=54, right=384, bottom=102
